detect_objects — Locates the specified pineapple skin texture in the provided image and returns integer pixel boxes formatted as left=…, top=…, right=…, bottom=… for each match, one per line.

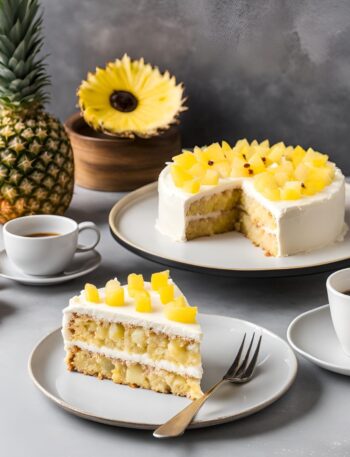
left=0, top=110, right=74, bottom=223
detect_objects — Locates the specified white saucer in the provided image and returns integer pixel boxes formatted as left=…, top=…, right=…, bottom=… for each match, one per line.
left=287, top=304, right=350, bottom=376
left=0, top=249, right=101, bottom=285
left=29, top=314, right=297, bottom=430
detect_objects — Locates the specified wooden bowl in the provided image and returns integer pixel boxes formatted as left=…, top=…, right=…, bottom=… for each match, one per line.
left=65, top=113, right=181, bottom=192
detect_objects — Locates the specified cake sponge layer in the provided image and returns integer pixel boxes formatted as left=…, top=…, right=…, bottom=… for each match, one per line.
left=240, top=192, right=276, bottom=230
left=67, top=346, right=202, bottom=400
left=239, top=212, right=278, bottom=256
left=186, top=209, right=239, bottom=240
left=66, top=313, right=200, bottom=367
left=186, top=188, right=241, bottom=216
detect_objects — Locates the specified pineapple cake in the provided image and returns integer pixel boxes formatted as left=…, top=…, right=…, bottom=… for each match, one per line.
left=156, top=139, right=347, bottom=257
left=62, top=271, right=203, bottom=400
left=78, top=54, right=186, bottom=138
left=0, top=0, right=74, bottom=223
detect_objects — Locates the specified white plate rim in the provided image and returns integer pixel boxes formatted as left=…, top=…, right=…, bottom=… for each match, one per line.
left=28, top=314, right=298, bottom=430
left=0, top=249, right=101, bottom=285
left=109, top=182, right=350, bottom=277
left=287, top=304, right=350, bottom=375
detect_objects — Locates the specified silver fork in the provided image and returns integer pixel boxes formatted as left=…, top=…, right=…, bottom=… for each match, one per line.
left=153, top=332, right=262, bottom=438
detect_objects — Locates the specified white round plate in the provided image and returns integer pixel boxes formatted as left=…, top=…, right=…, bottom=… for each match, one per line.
left=287, top=304, right=350, bottom=376
left=0, top=249, right=101, bottom=285
left=109, top=183, right=350, bottom=278
left=29, top=314, right=297, bottom=430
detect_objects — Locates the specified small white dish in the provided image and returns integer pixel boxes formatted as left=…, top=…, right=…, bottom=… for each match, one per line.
left=0, top=249, right=101, bottom=285
left=29, top=314, right=297, bottom=430
left=287, top=304, right=350, bottom=376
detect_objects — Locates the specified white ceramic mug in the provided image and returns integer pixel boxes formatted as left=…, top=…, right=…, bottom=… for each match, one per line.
left=3, top=215, right=100, bottom=276
left=326, top=268, right=350, bottom=356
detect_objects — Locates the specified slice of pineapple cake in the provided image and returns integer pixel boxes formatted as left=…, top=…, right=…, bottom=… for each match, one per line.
left=62, top=271, right=203, bottom=400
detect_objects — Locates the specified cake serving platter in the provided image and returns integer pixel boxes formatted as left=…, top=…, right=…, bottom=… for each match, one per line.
left=109, top=182, right=350, bottom=278
left=28, top=313, right=297, bottom=430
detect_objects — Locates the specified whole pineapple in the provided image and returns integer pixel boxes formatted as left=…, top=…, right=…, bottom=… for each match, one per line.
left=0, top=0, right=74, bottom=223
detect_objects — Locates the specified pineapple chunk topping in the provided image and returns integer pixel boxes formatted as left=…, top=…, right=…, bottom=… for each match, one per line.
left=82, top=273, right=199, bottom=323
left=127, top=273, right=144, bottom=297
left=134, top=290, right=152, bottom=313
left=170, top=140, right=335, bottom=201
left=164, top=300, right=197, bottom=324
left=84, top=283, right=100, bottom=303
left=151, top=270, right=169, bottom=291
left=105, top=279, right=125, bottom=307
left=159, top=284, right=175, bottom=304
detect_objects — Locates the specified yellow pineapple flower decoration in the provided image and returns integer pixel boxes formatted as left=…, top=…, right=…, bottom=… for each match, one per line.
left=78, top=54, right=186, bottom=138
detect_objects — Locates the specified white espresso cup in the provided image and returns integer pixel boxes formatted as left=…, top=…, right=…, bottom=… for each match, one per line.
left=326, top=268, right=350, bottom=356
left=3, top=215, right=100, bottom=276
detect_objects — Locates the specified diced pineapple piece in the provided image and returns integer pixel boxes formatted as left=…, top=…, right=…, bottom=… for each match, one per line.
left=131, top=328, right=146, bottom=346
left=174, top=295, right=187, bottom=307
left=171, top=165, right=191, bottom=187
left=304, top=148, right=328, bottom=167
left=84, top=283, right=100, bottom=303
left=249, top=153, right=266, bottom=174
left=268, top=142, right=285, bottom=163
left=262, top=187, right=281, bottom=201
left=188, top=162, right=207, bottom=178
left=126, top=364, right=146, bottom=385
left=105, top=279, right=125, bottom=307
left=260, top=139, right=270, bottom=148
left=135, top=290, right=152, bottom=313
left=292, top=145, right=306, bottom=167
left=205, top=142, right=225, bottom=162
left=234, top=138, right=250, bottom=150
left=231, top=157, right=251, bottom=178
left=294, top=162, right=310, bottom=182
left=202, top=169, right=219, bottom=185
left=95, top=326, right=108, bottom=339
left=274, top=171, right=290, bottom=187
left=280, top=181, right=302, bottom=200
left=151, top=270, right=170, bottom=291
left=213, top=160, right=231, bottom=178
left=182, top=178, right=201, bottom=194
left=221, top=140, right=232, bottom=152
left=284, top=146, right=294, bottom=160
left=302, top=180, right=321, bottom=196
left=279, top=157, right=294, bottom=174
left=172, top=150, right=196, bottom=169
left=307, top=165, right=333, bottom=189
left=159, top=284, right=175, bottom=304
left=127, top=273, right=144, bottom=297
left=193, top=146, right=209, bottom=164
left=254, top=171, right=278, bottom=192
left=109, top=323, right=124, bottom=341
left=164, top=304, right=197, bottom=324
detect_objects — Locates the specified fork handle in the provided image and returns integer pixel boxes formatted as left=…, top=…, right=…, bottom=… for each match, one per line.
left=153, top=380, right=224, bottom=438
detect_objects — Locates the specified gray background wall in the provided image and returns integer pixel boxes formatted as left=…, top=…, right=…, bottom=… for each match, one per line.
left=42, top=0, right=350, bottom=172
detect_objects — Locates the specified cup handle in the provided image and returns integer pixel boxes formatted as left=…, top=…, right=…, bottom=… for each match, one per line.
left=76, top=222, right=101, bottom=252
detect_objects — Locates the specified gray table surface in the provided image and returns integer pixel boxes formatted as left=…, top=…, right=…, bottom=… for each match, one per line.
left=1, top=186, right=350, bottom=457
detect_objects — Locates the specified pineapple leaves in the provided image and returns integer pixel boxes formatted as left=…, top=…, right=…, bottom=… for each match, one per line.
left=0, top=0, right=49, bottom=109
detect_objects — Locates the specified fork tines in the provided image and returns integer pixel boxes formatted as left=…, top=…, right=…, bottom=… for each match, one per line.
left=224, top=332, right=262, bottom=381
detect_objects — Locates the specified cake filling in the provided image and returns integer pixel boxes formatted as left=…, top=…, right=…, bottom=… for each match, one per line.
left=67, top=346, right=202, bottom=400
left=66, top=313, right=200, bottom=366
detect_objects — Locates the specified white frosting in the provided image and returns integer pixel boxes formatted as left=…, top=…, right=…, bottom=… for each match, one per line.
left=62, top=281, right=201, bottom=341
left=64, top=340, right=202, bottom=379
left=156, top=165, right=347, bottom=257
